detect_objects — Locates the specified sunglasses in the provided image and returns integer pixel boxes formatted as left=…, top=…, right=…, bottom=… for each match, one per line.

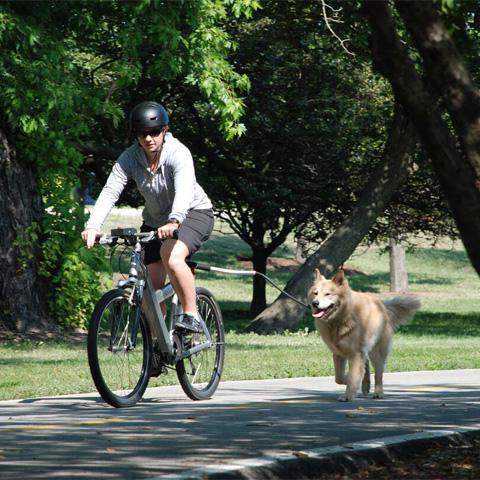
left=137, top=128, right=164, bottom=139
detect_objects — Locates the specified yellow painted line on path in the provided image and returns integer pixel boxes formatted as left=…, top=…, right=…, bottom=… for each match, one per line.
left=1, top=416, right=127, bottom=433
left=408, top=384, right=480, bottom=392
left=275, top=399, right=316, bottom=404
left=219, top=385, right=480, bottom=410
left=221, top=398, right=318, bottom=410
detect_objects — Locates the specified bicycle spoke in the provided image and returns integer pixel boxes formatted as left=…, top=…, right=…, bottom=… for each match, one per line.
left=88, top=290, right=151, bottom=408
left=176, top=288, right=225, bottom=400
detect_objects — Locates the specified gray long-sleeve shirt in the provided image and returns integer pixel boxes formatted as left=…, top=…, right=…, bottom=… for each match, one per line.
left=86, top=133, right=212, bottom=230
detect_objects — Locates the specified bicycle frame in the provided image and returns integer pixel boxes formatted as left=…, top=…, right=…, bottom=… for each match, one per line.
left=145, top=274, right=214, bottom=361
left=114, top=234, right=212, bottom=363
left=141, top=273, right=177, bottom=354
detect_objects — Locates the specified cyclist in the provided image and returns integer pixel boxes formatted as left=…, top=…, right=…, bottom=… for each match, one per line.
left=81, top=101, right=214, bottom=332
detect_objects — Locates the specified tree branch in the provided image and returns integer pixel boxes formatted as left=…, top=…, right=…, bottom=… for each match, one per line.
left=319, top=0, right=355, bottom=56
left=361, top=0, right=480, bottom=275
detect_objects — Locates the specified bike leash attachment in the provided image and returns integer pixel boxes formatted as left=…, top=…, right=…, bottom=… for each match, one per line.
left=186, top=261, right=310, bottom=309
left=97, top=230, right=311, bottom=310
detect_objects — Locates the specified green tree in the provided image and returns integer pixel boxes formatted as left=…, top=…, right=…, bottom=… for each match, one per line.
left=0, top=0, right=258, bottom=333
left=184, top=0, right=453, bottom=320
left=250, top=0, right=479, bottom=332
left=362, top=0, right=480, bottom=275
left=175, top=0, right=397, bottom=317
left=248, top=102, right=418, bottom=332
left=0, top=1, right=105, bottom=332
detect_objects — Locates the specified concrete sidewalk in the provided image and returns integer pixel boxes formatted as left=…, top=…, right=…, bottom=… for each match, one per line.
left=1, top=370, right=479, bottom=479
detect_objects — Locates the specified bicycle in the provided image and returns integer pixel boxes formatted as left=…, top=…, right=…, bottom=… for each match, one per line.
left=87, top=227, right=225, bottom=408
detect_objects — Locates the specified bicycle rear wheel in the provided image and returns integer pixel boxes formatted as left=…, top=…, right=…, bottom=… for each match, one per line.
left=88, top=289, right=152, bottom=408
left=176, top=287, right=225, bottom=400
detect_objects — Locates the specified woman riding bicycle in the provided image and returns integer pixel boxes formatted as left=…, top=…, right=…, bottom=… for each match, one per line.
left=81, top=101, right=214, bottom=333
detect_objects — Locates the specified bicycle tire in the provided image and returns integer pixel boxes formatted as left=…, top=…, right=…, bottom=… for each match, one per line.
left=176, top=287, right=225, bottom=400
left=88, top=289, right=152, bottom=408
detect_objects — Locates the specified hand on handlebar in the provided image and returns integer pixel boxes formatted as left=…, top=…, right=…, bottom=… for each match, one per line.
left=81, top=228, right=100, bottom=248
left=157, top=222, right=179, bottom=240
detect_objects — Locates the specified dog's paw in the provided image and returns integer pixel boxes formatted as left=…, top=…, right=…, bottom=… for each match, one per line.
left=337, top=393, right=353, bottom=402
left=372, top=392, right=384, bottom=399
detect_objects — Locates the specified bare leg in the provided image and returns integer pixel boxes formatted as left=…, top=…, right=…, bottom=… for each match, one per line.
left=146, top=260, right=167, bottom=316
left=160, top=239, right=196, bottom=314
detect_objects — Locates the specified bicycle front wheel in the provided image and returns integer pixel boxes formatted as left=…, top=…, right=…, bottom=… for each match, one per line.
left=88, top=289, right=152, bottom=408
left=176, top=287, right=225, bottom=400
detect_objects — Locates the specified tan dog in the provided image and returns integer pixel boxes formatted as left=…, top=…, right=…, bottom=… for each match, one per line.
left=308, top=268, right=420, bottom=401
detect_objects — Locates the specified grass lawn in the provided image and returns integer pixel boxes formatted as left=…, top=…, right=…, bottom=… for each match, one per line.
left=0, top=213, right=479, bottom=401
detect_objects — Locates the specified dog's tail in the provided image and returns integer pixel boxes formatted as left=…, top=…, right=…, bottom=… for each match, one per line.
left=383, top=295, right=421, bottom=329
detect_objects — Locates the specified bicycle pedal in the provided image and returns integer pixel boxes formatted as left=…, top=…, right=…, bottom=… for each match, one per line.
left=149, top=364, right=167, bottom=378
left=175, top=316, right=202, bottom=333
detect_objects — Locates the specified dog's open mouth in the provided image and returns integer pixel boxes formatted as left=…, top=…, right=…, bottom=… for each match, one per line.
left=311, top=304, right=336, bottom=320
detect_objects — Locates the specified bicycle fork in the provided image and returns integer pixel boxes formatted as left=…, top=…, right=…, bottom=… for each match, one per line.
left=128, top=282, right=144, bottom=350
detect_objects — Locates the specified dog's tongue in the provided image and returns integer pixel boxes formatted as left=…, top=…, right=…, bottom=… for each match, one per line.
left=312, top=309, right=326, bottom=318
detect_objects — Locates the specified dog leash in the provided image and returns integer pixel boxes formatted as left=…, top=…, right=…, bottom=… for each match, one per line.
left=106, top=233, right=311, bottom=309
left=187, top=262, right=311, bottom=309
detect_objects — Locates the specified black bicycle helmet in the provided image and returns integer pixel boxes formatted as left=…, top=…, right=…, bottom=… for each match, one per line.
left=128, top=101, right=169, bottom=132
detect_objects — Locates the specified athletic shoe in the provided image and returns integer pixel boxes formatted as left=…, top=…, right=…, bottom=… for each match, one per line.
left=175, top=313, right=202, bottom=333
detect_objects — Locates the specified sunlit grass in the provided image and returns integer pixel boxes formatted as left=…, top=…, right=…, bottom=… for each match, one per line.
left=1, top=210, right=479, bottom=401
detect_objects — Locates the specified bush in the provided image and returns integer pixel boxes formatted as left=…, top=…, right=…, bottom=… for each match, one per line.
left=49, top=244, right=112, bottom=330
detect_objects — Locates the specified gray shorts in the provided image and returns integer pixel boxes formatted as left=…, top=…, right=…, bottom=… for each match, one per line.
left=141, top=209, right=214, bottom=265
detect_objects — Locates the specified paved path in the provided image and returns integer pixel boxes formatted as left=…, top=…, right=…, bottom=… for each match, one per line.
left=1, top=370, right=480, bottom=479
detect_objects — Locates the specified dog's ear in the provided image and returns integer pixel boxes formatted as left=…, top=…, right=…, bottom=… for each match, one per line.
left=332, top=268, right=346, bottom=286
left=313, top=268, right=324, bottom=282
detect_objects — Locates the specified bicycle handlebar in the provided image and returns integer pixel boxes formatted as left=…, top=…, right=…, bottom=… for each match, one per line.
left=96, top=228, right=177, bottom=245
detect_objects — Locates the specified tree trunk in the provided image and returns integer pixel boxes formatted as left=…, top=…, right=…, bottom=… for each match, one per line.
left=362, top=0, right=480, bottom=276
left=395, top=1, right=480, bottom=179
left=295, top=228, right=307, bottom=264
left=246, top=103, right=417, bottom=333
left=0, top=126, right=53, bottom=334
left=250, top=247, right=269, bottom=317
left=389, top=238, right=408, bottom=292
